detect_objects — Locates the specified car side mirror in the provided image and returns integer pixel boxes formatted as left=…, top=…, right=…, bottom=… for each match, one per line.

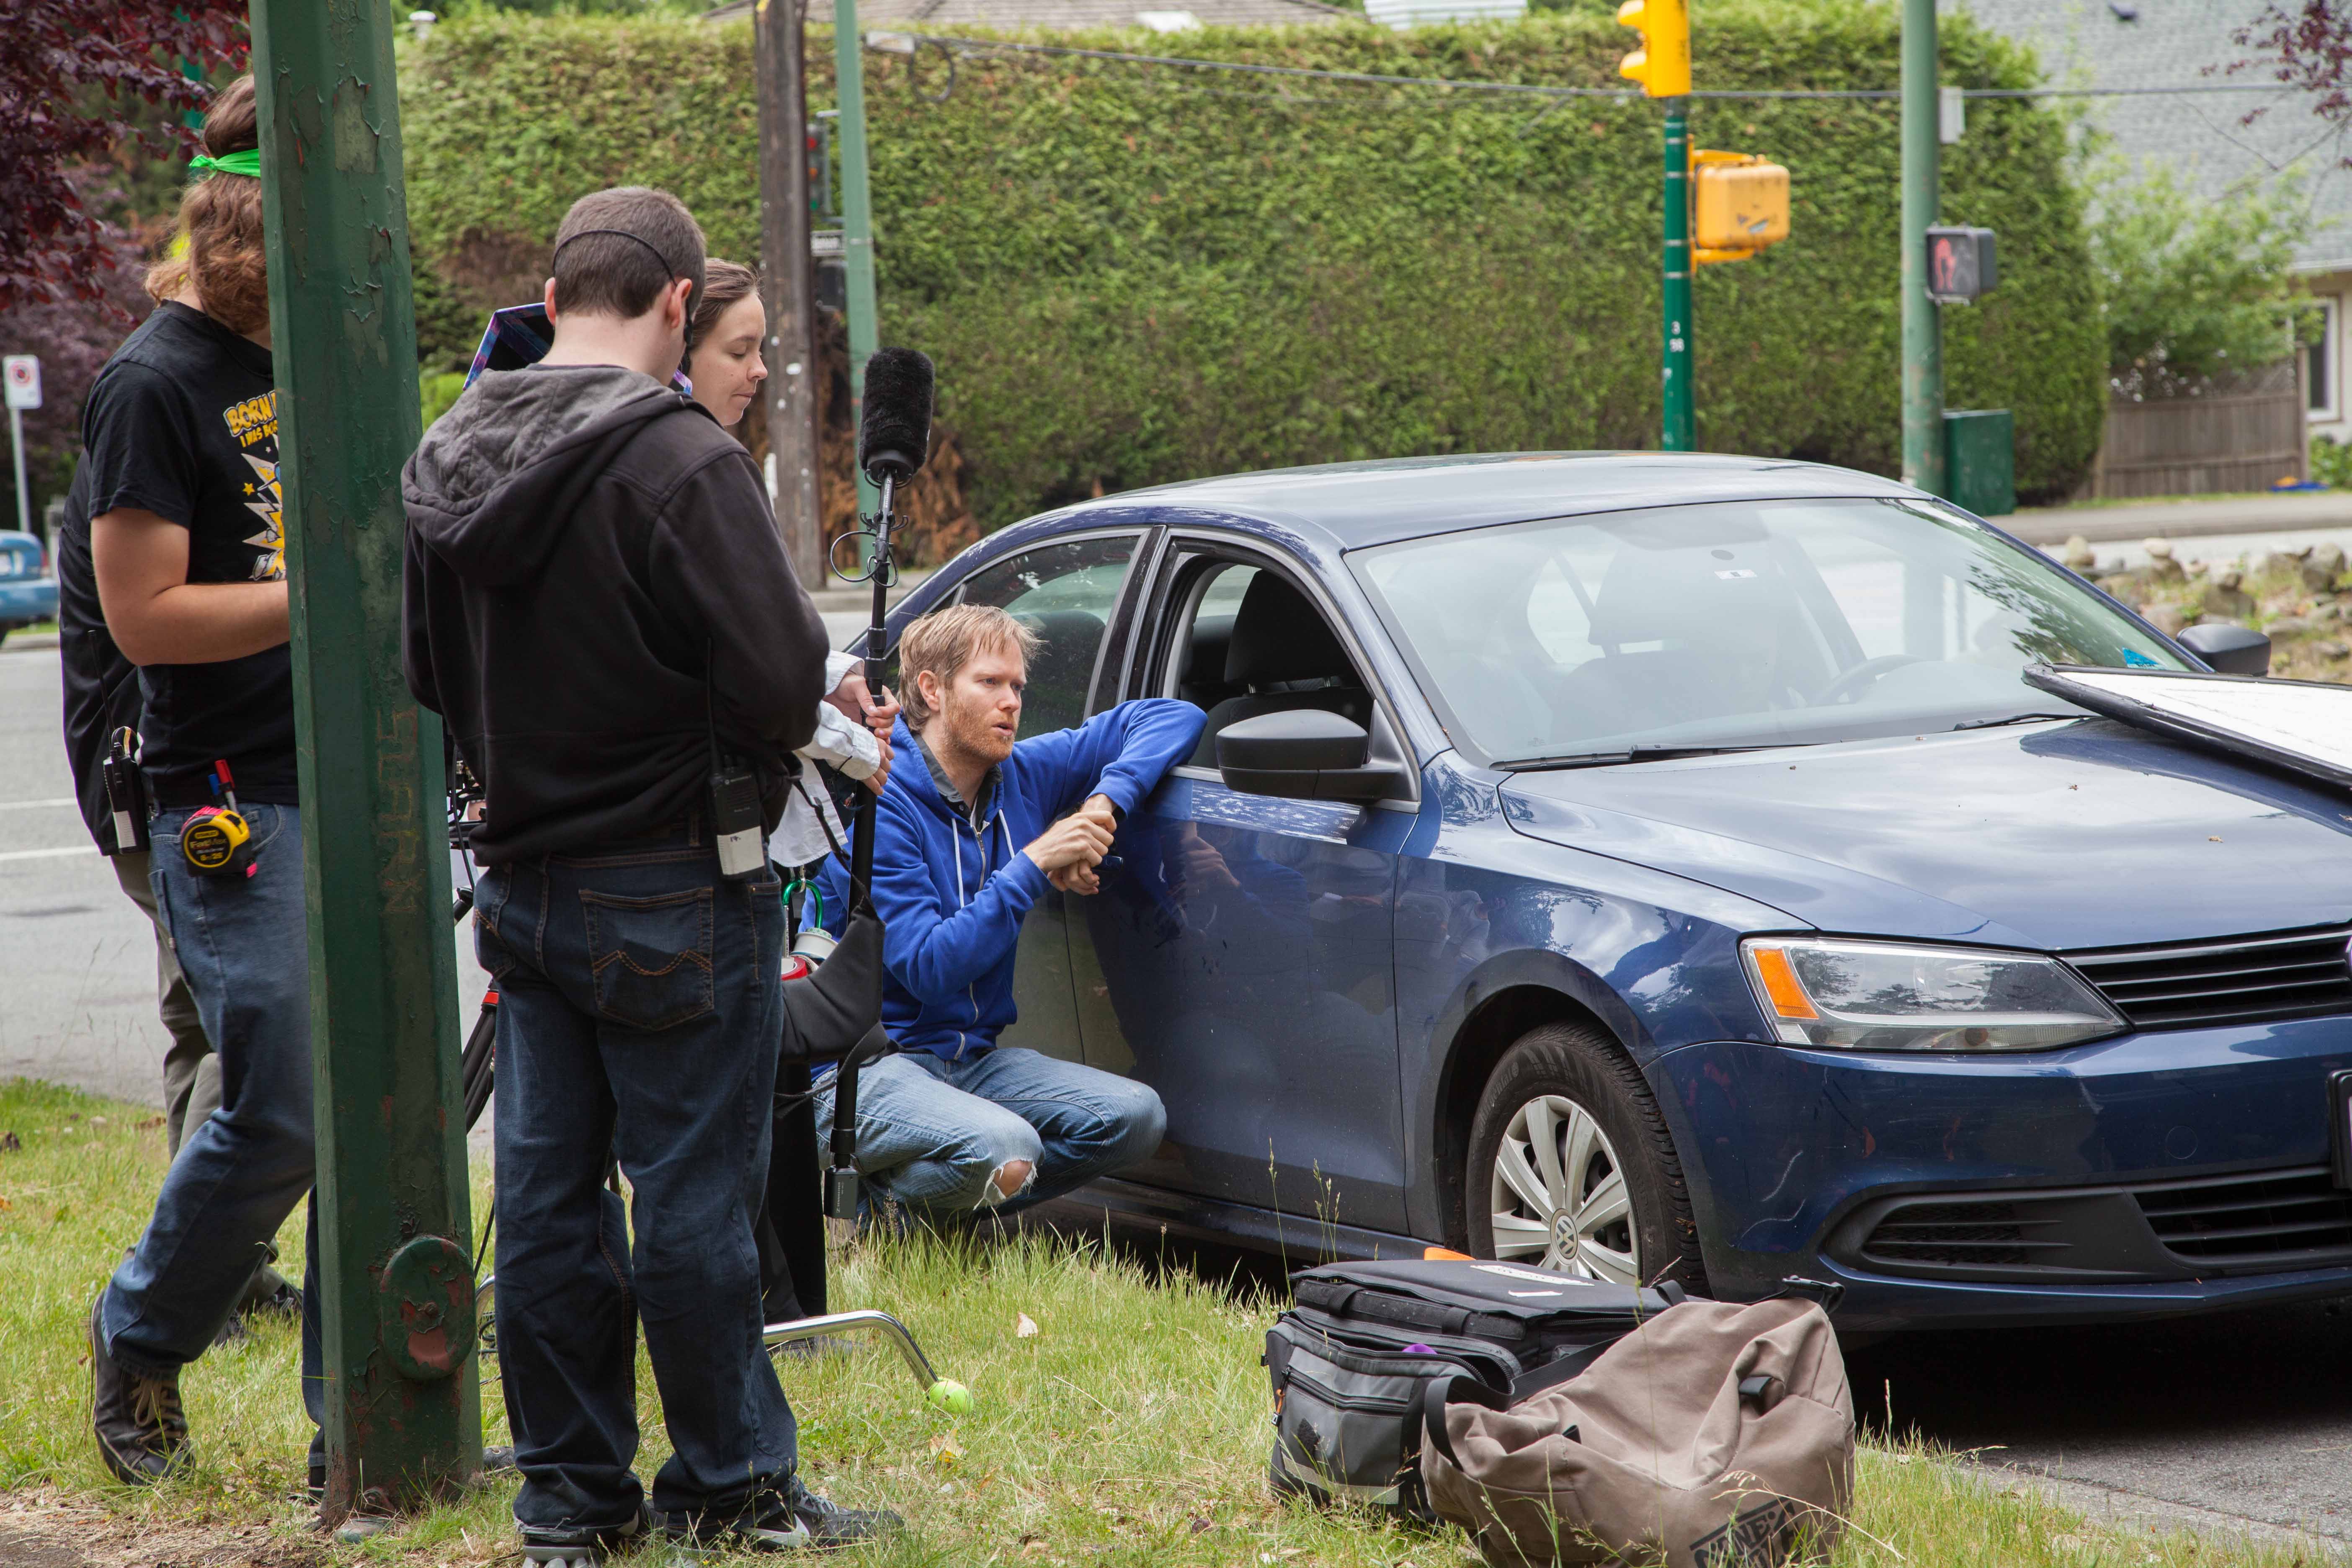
left=2175, top=622, right=2272, bottom=678
left=1217, top=710, right=1403, bottom=802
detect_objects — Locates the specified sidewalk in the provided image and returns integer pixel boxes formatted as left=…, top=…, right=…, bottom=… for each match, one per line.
left=2006, top=491, right=2352, bottom=546
left=809, top=565, right=929, bottom=614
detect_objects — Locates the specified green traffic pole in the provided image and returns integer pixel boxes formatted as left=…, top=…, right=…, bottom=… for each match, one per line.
left=832, top=0, right=883, bottom=531
left=1899, top=0, right=1944, bottom=494
left=250, top=0, right=478, bottom=1520
left=1661, top=99, right=1694, bottom=452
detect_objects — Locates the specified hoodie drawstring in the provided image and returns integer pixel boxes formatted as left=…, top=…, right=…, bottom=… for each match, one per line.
left=945, top=802, right=1016, bottom=1061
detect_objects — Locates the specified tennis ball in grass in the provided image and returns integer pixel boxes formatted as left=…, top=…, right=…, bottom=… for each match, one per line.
left=925, top=1379, right=974, bottom=1414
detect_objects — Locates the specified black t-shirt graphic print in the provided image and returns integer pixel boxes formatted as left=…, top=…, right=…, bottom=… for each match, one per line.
left=75, top=302, right=297, bottom=802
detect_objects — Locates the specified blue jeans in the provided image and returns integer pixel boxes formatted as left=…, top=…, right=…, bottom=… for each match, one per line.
left=475, top=833, right=794, bottom=1532
left=818, top=1047, right=1166, bottom=1217
left=100, top=804, right=324, bottom=1439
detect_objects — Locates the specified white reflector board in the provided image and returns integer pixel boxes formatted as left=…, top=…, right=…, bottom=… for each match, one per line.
left=2024, top=663, right=2352, bottom=792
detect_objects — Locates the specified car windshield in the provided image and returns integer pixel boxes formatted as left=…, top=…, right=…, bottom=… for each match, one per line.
left=1351, top=497, right=2189, bottom=767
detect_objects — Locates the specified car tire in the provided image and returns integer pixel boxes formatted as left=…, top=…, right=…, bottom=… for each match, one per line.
left=1465, top=1021, right=1706, bottom=1294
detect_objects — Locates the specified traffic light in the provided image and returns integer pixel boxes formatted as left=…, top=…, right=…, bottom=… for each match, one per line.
left=1691, top=150, right=1790, bottom=263
left=1925, top=225, right=1998, bottom=303
left=1617, top=0, right=1690, bottom=98
left=806, top=117, right=837, bottom=222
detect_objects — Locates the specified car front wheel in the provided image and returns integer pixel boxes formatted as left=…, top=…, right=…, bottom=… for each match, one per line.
left=1465, top=1021, right=1705, bottom=1292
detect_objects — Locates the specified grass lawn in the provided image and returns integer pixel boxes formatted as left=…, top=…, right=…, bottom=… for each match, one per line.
left=0, top=1077, right=2331, bottom=1567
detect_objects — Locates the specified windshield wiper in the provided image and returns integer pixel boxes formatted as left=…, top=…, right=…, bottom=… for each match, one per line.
left=1950, top=712, right=2081, bottom=732
left=1501, top=743, right=1811, bottom=771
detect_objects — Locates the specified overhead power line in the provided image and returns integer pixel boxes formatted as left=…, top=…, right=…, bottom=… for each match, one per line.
left=880, top=32, right=2305, bottom=106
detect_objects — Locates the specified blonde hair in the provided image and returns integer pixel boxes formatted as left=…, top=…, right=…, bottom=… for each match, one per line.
left=146, top=76, right=269, bottom=335
left=899, top=603, right=1041, bottom=728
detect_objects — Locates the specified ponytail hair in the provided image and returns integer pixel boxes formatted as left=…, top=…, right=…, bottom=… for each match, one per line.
left=146, top=75, right=270, bottom=336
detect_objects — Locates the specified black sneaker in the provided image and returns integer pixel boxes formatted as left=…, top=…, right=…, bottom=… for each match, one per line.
left=88, top=1295, right=188, bottom=1485
left=783, top=1482, right=903, bottom=1551
left=520, top=1504, right=648, bottom=1567
left=243, top=1279, right=302, bottom=1323
left=662, top=1479, right=902, bottom=1555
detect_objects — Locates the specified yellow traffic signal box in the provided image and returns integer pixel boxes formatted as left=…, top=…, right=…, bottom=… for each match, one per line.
left=1691, top=149, right=1790, bottom=263
left=1617, top=0, right=1690, bottom=99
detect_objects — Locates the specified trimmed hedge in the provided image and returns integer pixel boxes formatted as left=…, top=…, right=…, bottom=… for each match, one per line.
left=397, top=1, right=2103, bottom=526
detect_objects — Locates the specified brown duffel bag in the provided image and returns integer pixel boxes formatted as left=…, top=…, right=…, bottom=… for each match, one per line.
left=1419, top=1297, right=1855, bottom=1568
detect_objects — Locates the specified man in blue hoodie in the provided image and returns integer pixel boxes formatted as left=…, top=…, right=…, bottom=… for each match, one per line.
left=819, top=603, right=1205, bottom=1217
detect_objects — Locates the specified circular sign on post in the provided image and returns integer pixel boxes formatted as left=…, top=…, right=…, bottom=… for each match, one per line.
left=3, top=356, right=41, bottom=412
left=376, top=1234, right=479, bottom=1381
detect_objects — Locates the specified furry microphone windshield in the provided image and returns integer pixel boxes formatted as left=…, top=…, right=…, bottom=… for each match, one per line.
left=857, top=348, right=935, bottom=483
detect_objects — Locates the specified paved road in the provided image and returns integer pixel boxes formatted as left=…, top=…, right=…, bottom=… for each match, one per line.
left=9, top=622, right=2350, bottom=1547
left=1849, top=1304, right=2352, bottom=1545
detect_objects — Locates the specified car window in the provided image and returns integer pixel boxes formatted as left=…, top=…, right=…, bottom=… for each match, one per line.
left=957, top=534, right=1140, bottom=737
left=1353, top=497, right=2189, bottom=766
left=1163, top=556, right=1376, bottom=767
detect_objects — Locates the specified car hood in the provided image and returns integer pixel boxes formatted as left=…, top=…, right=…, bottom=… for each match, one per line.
left=1498, top=717, right=2352, bottom=950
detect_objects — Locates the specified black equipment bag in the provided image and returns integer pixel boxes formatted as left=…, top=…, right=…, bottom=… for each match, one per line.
left=1264, top=1259, right=1684, bottom=1522
left=778, top=897, right=888, bottom=1065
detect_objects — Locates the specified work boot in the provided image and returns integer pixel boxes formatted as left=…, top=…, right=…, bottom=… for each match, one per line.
left=519, top=1505, right=648, bottom=1567
left=661, top=1477, right=902, bottom=1555
left=88, top=1295, right=188, bottom=1485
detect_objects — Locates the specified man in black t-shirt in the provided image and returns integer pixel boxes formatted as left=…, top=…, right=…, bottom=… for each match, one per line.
left=82, top=75, right=327, bottom=1494
left=57, top=462, right=297, bottom=1321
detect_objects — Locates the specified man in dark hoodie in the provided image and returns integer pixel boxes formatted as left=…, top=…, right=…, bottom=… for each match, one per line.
left=402, top=186, right=895, bottom=1562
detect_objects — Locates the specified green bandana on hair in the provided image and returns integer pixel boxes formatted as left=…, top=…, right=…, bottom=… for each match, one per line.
left=189, top=149, right=261, bottom=179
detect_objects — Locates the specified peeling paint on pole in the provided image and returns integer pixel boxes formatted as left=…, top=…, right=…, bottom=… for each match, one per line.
left=252, top=0, right=479, bottom=1519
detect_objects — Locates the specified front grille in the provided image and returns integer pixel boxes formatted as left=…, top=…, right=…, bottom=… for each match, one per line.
left=2065, top=925, right=2352, bottom=1031
left=2135, top=1166, right=2352, bottom=1266
left=1859, top=1201, right=2071, bottom=1270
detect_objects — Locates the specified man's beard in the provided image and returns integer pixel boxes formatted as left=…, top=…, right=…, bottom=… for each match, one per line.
left=944, top=692, right=1017, bottom=766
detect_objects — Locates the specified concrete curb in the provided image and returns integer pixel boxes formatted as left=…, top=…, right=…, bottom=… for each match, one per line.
left=2008, top=493, right=2352, bottom=547
left=2, top=631, right=59, bottom=652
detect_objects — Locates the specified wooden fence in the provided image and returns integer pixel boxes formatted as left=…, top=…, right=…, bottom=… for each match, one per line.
left=2086, top=360, right=2308, bottom=499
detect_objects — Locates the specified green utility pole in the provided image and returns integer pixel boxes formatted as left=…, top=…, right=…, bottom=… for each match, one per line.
left=1899, top=0, right=1944, bottom=494
left=250, top=0, right=478, bottom=1520
left=1661, top=101, right=1694, bottom=452
left=831, top=2, right=882, bottom=524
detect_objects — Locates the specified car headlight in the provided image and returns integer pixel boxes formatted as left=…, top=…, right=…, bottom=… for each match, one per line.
left=1739, top=936, right=2125, bottom=1052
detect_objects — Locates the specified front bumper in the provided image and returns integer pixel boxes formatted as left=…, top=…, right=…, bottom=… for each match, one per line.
left=1650, top=1019, right=2352, bottom=1331
left=0, top=578, right=57, bottom=623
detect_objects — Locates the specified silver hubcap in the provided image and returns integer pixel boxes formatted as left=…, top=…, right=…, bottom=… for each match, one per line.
left=1488, top=1093, right=1640, bottom=1284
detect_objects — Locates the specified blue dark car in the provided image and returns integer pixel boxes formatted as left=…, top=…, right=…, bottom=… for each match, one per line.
left=870, top=453, right=2352, bottom=1330
left=0, top=529, right=57, bottom=641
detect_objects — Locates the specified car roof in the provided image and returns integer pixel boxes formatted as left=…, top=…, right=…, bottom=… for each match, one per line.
left=1047, top=451, right=1925, bottom=551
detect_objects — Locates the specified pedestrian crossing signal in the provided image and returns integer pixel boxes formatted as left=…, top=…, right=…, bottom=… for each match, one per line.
left=1617, top=0, right=1690, bottom=99
left=1926, top=226, right=1998, bottom=304
left=1692, top=150, right=1790, bottom=263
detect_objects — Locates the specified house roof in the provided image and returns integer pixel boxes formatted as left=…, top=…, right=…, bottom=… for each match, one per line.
left=1955, top=0, right=2352, bottom=274
left=703, top=0, right=1349, bottom=30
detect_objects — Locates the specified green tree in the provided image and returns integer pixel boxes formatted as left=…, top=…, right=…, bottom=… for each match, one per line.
left=2090, top=161, right=2319, bottom=392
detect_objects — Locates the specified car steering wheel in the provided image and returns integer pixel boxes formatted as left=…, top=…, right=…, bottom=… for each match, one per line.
left=1812, top=653, right=1925, bottom=705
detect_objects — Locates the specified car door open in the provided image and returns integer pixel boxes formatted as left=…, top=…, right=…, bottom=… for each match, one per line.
left=1066, top=549, right=1414, bottom=1235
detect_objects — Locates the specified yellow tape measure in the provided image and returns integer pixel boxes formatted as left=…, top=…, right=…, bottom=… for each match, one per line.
left=182, top=806, right=255, bottom=877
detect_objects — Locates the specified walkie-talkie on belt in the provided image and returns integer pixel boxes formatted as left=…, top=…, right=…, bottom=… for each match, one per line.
left=101, top=727, right=150, bottom=854
left=705, top=642, right=766, bottom=881
left=181, top=759, right=257, bottom=879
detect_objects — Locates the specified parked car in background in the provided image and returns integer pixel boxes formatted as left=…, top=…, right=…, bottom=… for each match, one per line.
left=867, top=453, right=2352, bottom=1331
left=0, top=530, right=57, bottom=644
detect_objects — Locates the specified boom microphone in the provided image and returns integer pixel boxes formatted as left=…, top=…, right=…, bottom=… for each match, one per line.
left=857, top=348, right=936, bottom=484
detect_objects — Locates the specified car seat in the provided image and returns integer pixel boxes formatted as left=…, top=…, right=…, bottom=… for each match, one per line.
left=1190, top=573, right=1374, bottom=766
left=1556, top=540, right=1808, bottom=737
